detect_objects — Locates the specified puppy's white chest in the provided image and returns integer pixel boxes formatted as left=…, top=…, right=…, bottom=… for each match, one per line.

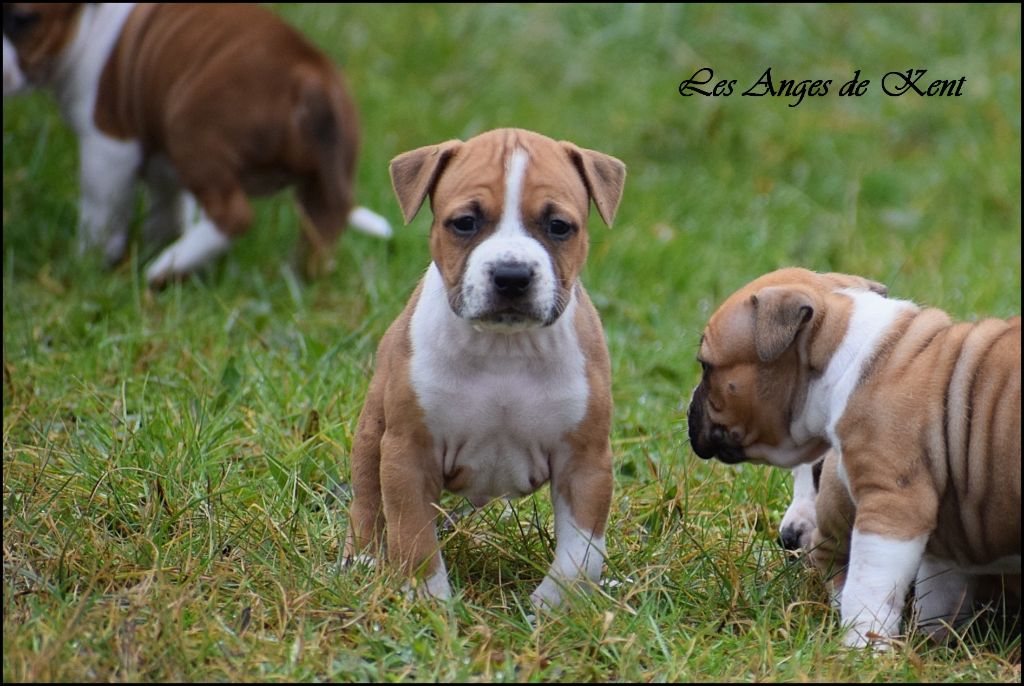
left=409, top=265, right=589, bottom=505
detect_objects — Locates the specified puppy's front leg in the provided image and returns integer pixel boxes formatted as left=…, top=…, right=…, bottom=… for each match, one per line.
left=779, top=460, right=820, bottom=551
left=379, top=431, right=450, bottom=599
left=77, top=134, right=141, bottom=264
left=531, top=445, right=612, bottom=610
left=839, top=483, right=937, bottom=651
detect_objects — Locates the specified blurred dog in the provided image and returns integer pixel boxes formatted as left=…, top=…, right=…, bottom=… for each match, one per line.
left=2, top=3, right=390, bottom=286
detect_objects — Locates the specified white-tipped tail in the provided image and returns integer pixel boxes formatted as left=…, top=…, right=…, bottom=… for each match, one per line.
left=348, top=207, right=393, bottom=239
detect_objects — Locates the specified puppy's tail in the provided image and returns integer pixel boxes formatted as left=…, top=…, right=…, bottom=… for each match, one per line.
left=348, top=206, right=393, bottom=239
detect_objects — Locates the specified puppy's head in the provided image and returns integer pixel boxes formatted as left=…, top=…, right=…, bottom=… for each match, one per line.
left=389, top=128, right=625, bottom=332
left=2, top=3, right=83, bottom=94
left=686, top=267, right=887, bottom=467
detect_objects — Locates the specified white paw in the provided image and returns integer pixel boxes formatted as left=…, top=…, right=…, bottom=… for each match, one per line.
left=145, top=220, right=230, bottom=286
left=779, top=501, right=817, bottom=551
left=842, top=627, right=895, bottom=651
left=402, top=564, right=452, bottom=602
left=529, top=576, right=564, bottom=611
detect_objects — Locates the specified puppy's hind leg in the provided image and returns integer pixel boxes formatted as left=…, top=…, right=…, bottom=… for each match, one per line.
left=77, top=133, right=142, bottom=264
left=294, top=178, right=350, bottom=280
left=145, top=185, right=249, bottom=287
left=141, top=157, right=187, bottom=252
left=913, top=556, right=975, bottom=642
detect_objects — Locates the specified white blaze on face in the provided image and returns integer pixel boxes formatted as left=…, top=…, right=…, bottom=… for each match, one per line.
left=459, top=147, right=558, bottom=329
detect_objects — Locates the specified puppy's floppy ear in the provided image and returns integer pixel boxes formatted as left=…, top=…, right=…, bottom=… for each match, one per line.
left=821, top=271, right=889, bottom=297
left=560, top=141, right=626, bottom=228
left=751, top=286, right=816, bottom=362
left=389, top=139, right=463, bottom=224
left=862, top=278, right=888, bottom=297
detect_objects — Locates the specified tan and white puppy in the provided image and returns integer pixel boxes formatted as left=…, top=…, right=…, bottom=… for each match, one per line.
left=345, top=128, right=625, bottom=608
left=687, top=267, right=1021, bottom=648
left=2, top=3, right=390, bottom=286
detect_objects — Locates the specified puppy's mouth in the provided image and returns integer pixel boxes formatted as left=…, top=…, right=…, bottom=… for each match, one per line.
left=455, top=294, right=564, bottom=333
left=691, top=423, right=749, bottom=464
left=469, top=308, right=548, bottom=333
left=686, top=385, right=750, bottom=464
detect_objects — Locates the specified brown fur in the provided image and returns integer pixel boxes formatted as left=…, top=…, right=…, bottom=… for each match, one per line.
left=837, top=314, right=1020, bottom=563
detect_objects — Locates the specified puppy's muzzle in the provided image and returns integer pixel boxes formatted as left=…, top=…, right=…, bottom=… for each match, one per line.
left=687, top=383, right=748, bottom=464
left=470, top=260, right=551, bottom=329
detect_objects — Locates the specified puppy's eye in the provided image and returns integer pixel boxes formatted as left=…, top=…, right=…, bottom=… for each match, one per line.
left=448, top=215, right=478, bottom=237
left=548, top=219, right=575, bottom=240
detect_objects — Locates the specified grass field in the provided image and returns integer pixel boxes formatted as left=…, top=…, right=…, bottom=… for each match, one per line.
left=3, top=3, right=1021, bottom=682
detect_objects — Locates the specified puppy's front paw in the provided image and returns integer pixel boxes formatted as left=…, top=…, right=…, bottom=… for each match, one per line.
left=402, top=567, right=453, bottom=602
left=842, top=627, right=896, bottom=652
left=529, top=577, right=564, bottom=611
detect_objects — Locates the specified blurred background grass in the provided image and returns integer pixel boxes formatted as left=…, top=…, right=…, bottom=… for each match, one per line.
left=3, top=3, right=1020, bottom=681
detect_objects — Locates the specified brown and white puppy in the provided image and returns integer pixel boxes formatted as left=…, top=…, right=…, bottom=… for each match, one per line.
left=345, top=128, right=625, bottom=608
left=687, top=267, right=1021, bottom=647
left=2, top=3, right=390, bottom=286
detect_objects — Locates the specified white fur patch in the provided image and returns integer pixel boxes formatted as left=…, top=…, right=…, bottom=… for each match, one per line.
left=793, top=289, right=917, bottom=452
left=49, top=4, right=137, bottom=135
left=422, top=558, right=453, bottom=600
left=348, top=206, right=393, bottom=239
left=76, top=134, right=142, bottom=261
left=913, top=555, right=975, bottom=640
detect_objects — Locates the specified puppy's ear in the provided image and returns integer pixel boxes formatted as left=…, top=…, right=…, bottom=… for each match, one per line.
left=821, top=271, right=889, bottom=297
left=751, top=286, right=816, bottom=362
left=389, top=140, right=463, bottom=224
left=863, top=278, right=888, bottom=297
left=561, top=142, right=626, bottom=227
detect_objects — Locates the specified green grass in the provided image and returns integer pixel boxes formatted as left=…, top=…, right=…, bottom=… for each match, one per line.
left=3, top=3, right=1021, bottom=681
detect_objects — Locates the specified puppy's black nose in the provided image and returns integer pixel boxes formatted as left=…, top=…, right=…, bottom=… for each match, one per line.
left=779, top=528, right=802, bottom=552
left=492, top=263, right=533, bottom=298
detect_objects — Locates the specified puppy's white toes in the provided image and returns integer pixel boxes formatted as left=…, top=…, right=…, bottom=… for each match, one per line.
left=529, top=577, right=564, bottom=611
left=145, top=221, right=230, bottom=286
